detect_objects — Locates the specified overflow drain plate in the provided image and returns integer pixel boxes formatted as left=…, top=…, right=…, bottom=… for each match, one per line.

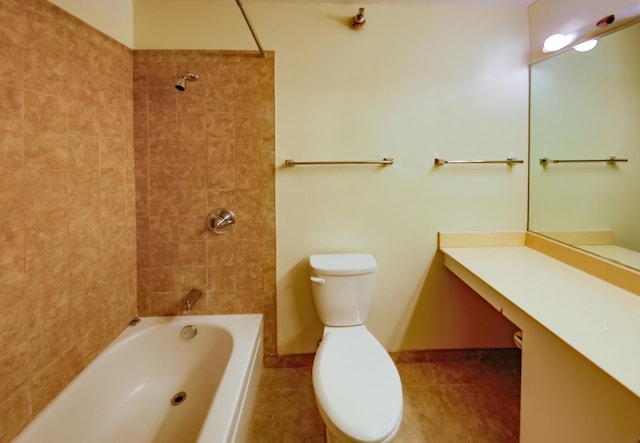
left=171, top=391, right=187, bottom=405
left=180, top=325, right=197, bottom=340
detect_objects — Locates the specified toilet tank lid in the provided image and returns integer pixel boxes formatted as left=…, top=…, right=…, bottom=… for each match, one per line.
left=310, top=253, right=377, bottom=275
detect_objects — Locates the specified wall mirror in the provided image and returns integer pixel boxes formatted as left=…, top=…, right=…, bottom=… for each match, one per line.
left=528, top=21, right=640, bottom=271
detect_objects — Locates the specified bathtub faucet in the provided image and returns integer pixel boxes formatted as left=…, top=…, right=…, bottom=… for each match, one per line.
left=183, top=288, right=203, bottom=314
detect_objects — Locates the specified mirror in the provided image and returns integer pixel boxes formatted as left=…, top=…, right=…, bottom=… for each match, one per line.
left=529, top=21, right=640, bottom=271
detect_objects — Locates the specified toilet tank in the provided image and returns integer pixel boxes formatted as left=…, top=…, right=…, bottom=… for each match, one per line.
left=309, top=254, right=377, bottom=327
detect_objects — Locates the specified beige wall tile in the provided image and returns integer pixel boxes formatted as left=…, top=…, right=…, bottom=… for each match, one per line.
left=68, top=104, right=100, bottom=136
left=23, top=91, right=67, bottom=134
left=133, top=50, right=275, bottom=354
left=148, top=266, right=179, bottom=293
left=69, top=169, right=100, bottom=208
left=0, top=2, right=137, bottom=439
left=100, top=137, right=126, bottom=168
left=178, top=190, right=207, bottom=215
left=0, top=88, right=24, bottom=133
left=0, top=130, right=24, bottom=174
left=180, top=164, right=207, bottom=190
left=149, top=241, right=180, bottom=267
left=208, top=266, right=236, bottom=292
left=206, top=85, right=235, bottom=113
left=147, top=62, right=177, bottom=87
left=0, top=173, right=25, bottom=218
left=179, top=266, right=207, bottom=292
left=149, top=139, right=179, bottom=164
left=179, top=241, right=207, bottom=266
left=29, top=347, right=82, bottom=415
left=0, top=217, right=25, bottom=267
left=149, top=215, right=179, bottom=243
left=234, top=139, right=261, bottom=164
left=235, top=163, right=263, bottom=190
left=148, top=113, right=177, bottom=139
left=207, top=236, right=236, bottom=266
left=23, top=169, right=68, bottom=214
left=207, top=163, right=235, bottom=190
left=0, top=385, right=31, bottom=443
left=24, top=132, right=68, bottom=169
left=235, top=214, right=264, bottom=241
left=69, top=135, right=100, bottom=169
left=25, top=207, right=68, bottom=253
left=207, top=138, right=234, bottom=164
left=178, top=114, right=206, bottom=139
left=149, top=163, right=180, bottom=189
left=206, top=113, right=235, bottom=138
left=177, top=88, right=207, bottom=115
left=133, top=113, right=148, bottom=139
left=149, top=291, right=178, bottom=315
left=179, top=139, right=207, bottom=164
left=234, top=112, right=262, bottom=141
left=149, top=188, right=180, bottom=215
left=147, top=87, right=176, bottom=113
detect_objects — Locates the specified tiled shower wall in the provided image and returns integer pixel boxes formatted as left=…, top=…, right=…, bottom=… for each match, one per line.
left=0, top=0, right=137, bottom=441
left=132, top=51, right=276, bottom=355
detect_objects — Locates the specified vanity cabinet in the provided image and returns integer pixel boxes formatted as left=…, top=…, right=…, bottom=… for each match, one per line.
left=520, top=317, right=640, bottom=442
left=440, top=237, right=640, bottom=442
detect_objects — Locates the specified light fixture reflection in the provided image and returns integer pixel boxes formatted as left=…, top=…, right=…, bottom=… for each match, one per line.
left=573, top=39, right=598, bottom=52
left=542, top=33, right=570, bottom=53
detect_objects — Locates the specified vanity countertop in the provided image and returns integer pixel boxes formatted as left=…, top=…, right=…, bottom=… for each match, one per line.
left=440, top=245, right=640, bottom=398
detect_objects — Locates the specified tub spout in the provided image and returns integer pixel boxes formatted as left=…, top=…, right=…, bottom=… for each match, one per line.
left=183, top=288, right=203, bottom=314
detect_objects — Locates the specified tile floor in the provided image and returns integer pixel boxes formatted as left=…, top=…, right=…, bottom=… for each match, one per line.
left=248, top=356, right=521, bottom=442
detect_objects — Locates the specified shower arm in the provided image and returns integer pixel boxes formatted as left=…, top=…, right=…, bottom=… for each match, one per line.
left=235, top=0, right=266, bottom=58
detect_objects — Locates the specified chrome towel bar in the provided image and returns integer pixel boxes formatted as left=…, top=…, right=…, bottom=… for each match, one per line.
left=539, top=156, right=628, bottom=166
left=434, top=157, right=523, bottom=166
left=285, top=158, right=394, bottom=167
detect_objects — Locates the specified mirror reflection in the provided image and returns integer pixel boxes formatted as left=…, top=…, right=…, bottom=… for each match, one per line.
left=529, top=22, right=640, bottom=270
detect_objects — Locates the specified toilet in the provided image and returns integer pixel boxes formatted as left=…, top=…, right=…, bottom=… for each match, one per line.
left=309, top=253, right=403, bottom=443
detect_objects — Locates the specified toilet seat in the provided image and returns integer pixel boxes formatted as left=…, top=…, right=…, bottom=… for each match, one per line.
left=313, top=326, right=403, bottom=443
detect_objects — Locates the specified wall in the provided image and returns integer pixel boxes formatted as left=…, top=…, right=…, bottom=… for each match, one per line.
left=132, top=50, right=277, bottom=355
left=134, top=1, right=529, bottom=354
left=0, top=0, right=137, bottom=441
left=528, top=0, right=639, bottom=63
left=48, top=0, right=133, bottom=47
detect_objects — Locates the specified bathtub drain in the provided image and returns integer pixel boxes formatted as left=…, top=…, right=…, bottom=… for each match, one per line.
left=171, top=391, right=187, bottom=406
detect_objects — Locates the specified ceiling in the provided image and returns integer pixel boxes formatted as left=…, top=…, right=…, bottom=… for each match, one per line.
left=133, top=0, right=536, bottom=7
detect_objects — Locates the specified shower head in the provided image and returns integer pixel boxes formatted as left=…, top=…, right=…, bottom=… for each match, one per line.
left=175, top=71, right=199, bottom=91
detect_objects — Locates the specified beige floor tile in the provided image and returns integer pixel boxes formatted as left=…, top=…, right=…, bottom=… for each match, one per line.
left=248, top=356, right=520, bottom=442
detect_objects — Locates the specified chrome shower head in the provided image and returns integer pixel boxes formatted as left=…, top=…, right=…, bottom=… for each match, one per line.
left=175, top=71, right=199, bottom=91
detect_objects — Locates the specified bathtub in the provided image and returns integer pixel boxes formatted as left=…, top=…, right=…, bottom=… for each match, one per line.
left=14, top=314, right=263, bottom=443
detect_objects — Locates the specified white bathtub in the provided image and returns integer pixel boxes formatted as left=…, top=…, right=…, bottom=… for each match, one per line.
left=14, top=314, right=263, bottom=443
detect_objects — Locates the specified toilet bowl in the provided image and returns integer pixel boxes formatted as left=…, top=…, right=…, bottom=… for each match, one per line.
left=309, top=253, right=403, bottom=443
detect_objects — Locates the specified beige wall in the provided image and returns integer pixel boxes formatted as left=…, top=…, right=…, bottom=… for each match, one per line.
left=528, top=0, right=639, bottom=63
left=48, top=0, right=133, bottom=47
left=0, top=1, right=137, bottom=441
left=132, top=50, right=277, bottom=356
left=134, top=1, right=529, bottom=354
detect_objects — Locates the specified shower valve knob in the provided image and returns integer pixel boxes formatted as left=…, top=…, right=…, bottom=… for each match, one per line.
left=206, top=208, right=236, bottom=235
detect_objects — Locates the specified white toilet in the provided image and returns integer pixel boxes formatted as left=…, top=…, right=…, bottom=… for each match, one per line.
left=309, top=253, right=403, bottom=443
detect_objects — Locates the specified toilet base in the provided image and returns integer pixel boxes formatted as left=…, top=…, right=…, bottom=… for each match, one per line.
left=319, top=402, right=402, bottom=443
left=325, top=426, right=344, bottom=443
